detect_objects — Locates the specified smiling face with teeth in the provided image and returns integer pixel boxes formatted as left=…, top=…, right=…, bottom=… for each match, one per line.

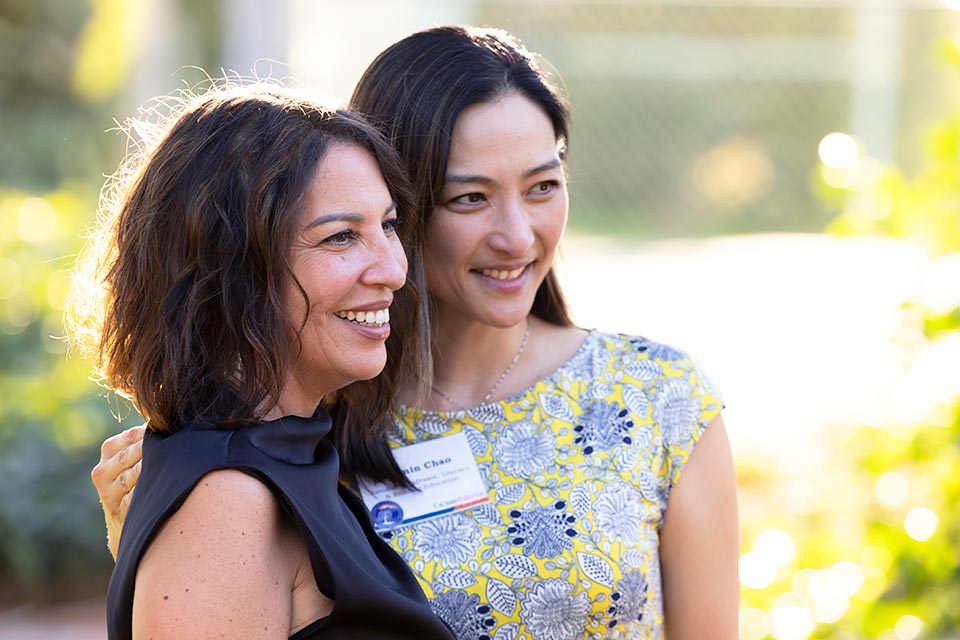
left=281, top=142, right=408, bottom=410
left=424, top=93, right=568, bottom=330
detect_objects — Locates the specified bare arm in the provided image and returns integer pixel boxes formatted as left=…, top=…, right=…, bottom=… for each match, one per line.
left=91, top=426, right=145, bottom=559
left=131, top=469, right=294, bottom=639
left=659, top=414, right=740, bottom=639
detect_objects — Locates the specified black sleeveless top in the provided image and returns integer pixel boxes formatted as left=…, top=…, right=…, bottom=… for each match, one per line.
left=106, top=412, right=453, bottom=639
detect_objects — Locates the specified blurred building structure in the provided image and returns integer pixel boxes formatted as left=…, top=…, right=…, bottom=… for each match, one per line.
left=148, top=0, right=958, bottom=238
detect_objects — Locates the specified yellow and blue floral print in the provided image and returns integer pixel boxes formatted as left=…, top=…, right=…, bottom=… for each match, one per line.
left=387, top=330, right=723, bottom=640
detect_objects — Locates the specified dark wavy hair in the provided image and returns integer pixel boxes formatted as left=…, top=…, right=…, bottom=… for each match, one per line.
left=351, top=25, right=574, bottom=326
left=68, top=83, right=429, bottom=486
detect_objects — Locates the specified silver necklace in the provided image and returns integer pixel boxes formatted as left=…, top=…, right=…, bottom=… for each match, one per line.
left=432, top=318, right=531, bottom=411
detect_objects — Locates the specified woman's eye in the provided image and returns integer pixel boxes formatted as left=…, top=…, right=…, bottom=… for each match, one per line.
left=531, top=180, right=559, bottom=195
left=450, top=192, right=485, bottom=206
left=322, top=230, right=354, bottom=246
left=383, top=217, right=402, bottom=234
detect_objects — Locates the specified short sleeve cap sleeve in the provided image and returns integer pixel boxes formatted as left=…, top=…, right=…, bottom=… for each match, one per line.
left=638, top=340, right=724, bottom=489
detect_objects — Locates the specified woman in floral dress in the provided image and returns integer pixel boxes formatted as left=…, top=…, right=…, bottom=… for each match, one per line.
left=92, top=25, right=740, bottom=640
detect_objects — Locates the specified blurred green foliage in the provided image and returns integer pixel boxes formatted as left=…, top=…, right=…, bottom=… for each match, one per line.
left=0, top=0, right=143, bottom=601
left=737, top=38, right=960, bottom=640
left=0, top=185, right=130, bottom=602
left=0, top=0, right=225, bottom=602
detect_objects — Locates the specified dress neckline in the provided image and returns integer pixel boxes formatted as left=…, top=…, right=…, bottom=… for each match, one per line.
left=179, top=412, right=332, bottom=465
left=397, top=328, right=599, bottom=417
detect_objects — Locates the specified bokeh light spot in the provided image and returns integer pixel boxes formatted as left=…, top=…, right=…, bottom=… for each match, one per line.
left=829, top=561, right=865, bottom=597
left=819, top=132, right=858, bottom=169
left=771, top=593, right=814, bottom=640
left=812, top=594, right=849, bottom=623
left=894, top=614, right=923, bottom=640
left=820, top=164, right=851, bottom=189
left=739, top=607, right=770, bottom=640
left=904, top=507, right=938, bottom=541
left=692, top=137, right=774, bottom=209
left=17, top=197, right=59, bottom=244
left=753, top=528, right=796, bottom=567
left=875, top=471, right=910, bottom=507
left=740, top=551, right=777, bottom=589
left=3, top=295, right=37, bottom=333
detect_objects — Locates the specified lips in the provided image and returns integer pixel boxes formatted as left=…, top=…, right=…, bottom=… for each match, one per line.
left=334, top=308, right=390, bottom=326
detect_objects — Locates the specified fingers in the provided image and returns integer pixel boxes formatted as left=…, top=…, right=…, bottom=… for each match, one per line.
left=116, top=434, right=143, bottom=471
left=99, top=424, right=146, bottom=461
left=91, top=425, right=146, bottom=515
left=93, top=425, right=146, bottom=559
left=118, top=484, right=135, bottom=522
left=105, top=483, right=136, bottom=560
left=117, top=458, right=142, bottom=494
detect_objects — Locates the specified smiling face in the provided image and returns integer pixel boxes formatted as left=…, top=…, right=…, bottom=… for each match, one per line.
left=425, top=92, right=568, bottom=329
left=281, top=142, right=408, bottom=411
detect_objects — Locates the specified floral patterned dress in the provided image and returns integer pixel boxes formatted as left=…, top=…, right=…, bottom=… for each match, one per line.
left=385, top=330, right=723, bottom=640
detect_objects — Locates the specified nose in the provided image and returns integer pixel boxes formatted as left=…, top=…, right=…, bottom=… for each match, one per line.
left=360, top=232, right=408, bottom=291
left=488, top=198, right=535, bottom=256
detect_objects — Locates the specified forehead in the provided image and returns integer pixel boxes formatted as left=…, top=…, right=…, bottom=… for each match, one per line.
left=313, top=142, right=376, bottom=178
left=447, top=94, right=559, bottom=171
left=305, top=141, right=390, bottom=209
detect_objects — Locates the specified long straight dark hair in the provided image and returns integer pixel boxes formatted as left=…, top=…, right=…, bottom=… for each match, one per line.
left=351, top=25, right=574, bottom=327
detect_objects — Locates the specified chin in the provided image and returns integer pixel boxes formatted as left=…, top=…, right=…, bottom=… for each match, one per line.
left=476, top=304, right=535, bottom=329
left=350, top=354, right=389, bottom=382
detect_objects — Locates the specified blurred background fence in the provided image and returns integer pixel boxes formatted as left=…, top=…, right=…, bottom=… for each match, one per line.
left=2, top=1, right=959, bottom=638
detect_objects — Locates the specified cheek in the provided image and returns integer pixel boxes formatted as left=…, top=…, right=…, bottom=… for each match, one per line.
left=424, top=217, right=446, bottom=255
left=541, top=199, right=569, bottom=252
left=296, top=257, right=346, bottom=320
left=424, top=217, right=461, bottom=271
left=423, top=252, right=445, bottom=292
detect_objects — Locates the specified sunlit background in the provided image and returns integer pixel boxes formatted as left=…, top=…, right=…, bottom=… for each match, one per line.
left=2, top=1, right=959, bottom=638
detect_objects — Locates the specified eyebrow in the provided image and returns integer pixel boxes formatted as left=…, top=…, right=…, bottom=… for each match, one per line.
left=444, top=158, right=563, bottom=185
left=304, top=202, right=396, bottom=231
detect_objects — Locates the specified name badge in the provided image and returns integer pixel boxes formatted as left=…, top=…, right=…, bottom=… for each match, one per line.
left=359, top=432, right=489, bottom=530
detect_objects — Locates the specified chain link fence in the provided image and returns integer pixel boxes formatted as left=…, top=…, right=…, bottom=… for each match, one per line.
left=464, top=1, right=960, bottom=237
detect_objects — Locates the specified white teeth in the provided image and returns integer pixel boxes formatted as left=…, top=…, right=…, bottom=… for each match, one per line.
left=335, top=308, right=390, bottom=326
left=481, top=267, right=525, bottom=280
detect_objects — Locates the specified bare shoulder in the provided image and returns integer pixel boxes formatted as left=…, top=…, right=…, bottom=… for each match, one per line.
left=183, top=468, right=280, bottom=516
left=158, top=468, right=284, bottom=544
left=133, top=469, right=293, bottom=639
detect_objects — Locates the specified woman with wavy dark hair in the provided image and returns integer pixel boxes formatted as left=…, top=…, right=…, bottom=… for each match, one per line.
left=93, top=27, right=739, bottom=639
left=69, top=83, right=453, bottom=639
